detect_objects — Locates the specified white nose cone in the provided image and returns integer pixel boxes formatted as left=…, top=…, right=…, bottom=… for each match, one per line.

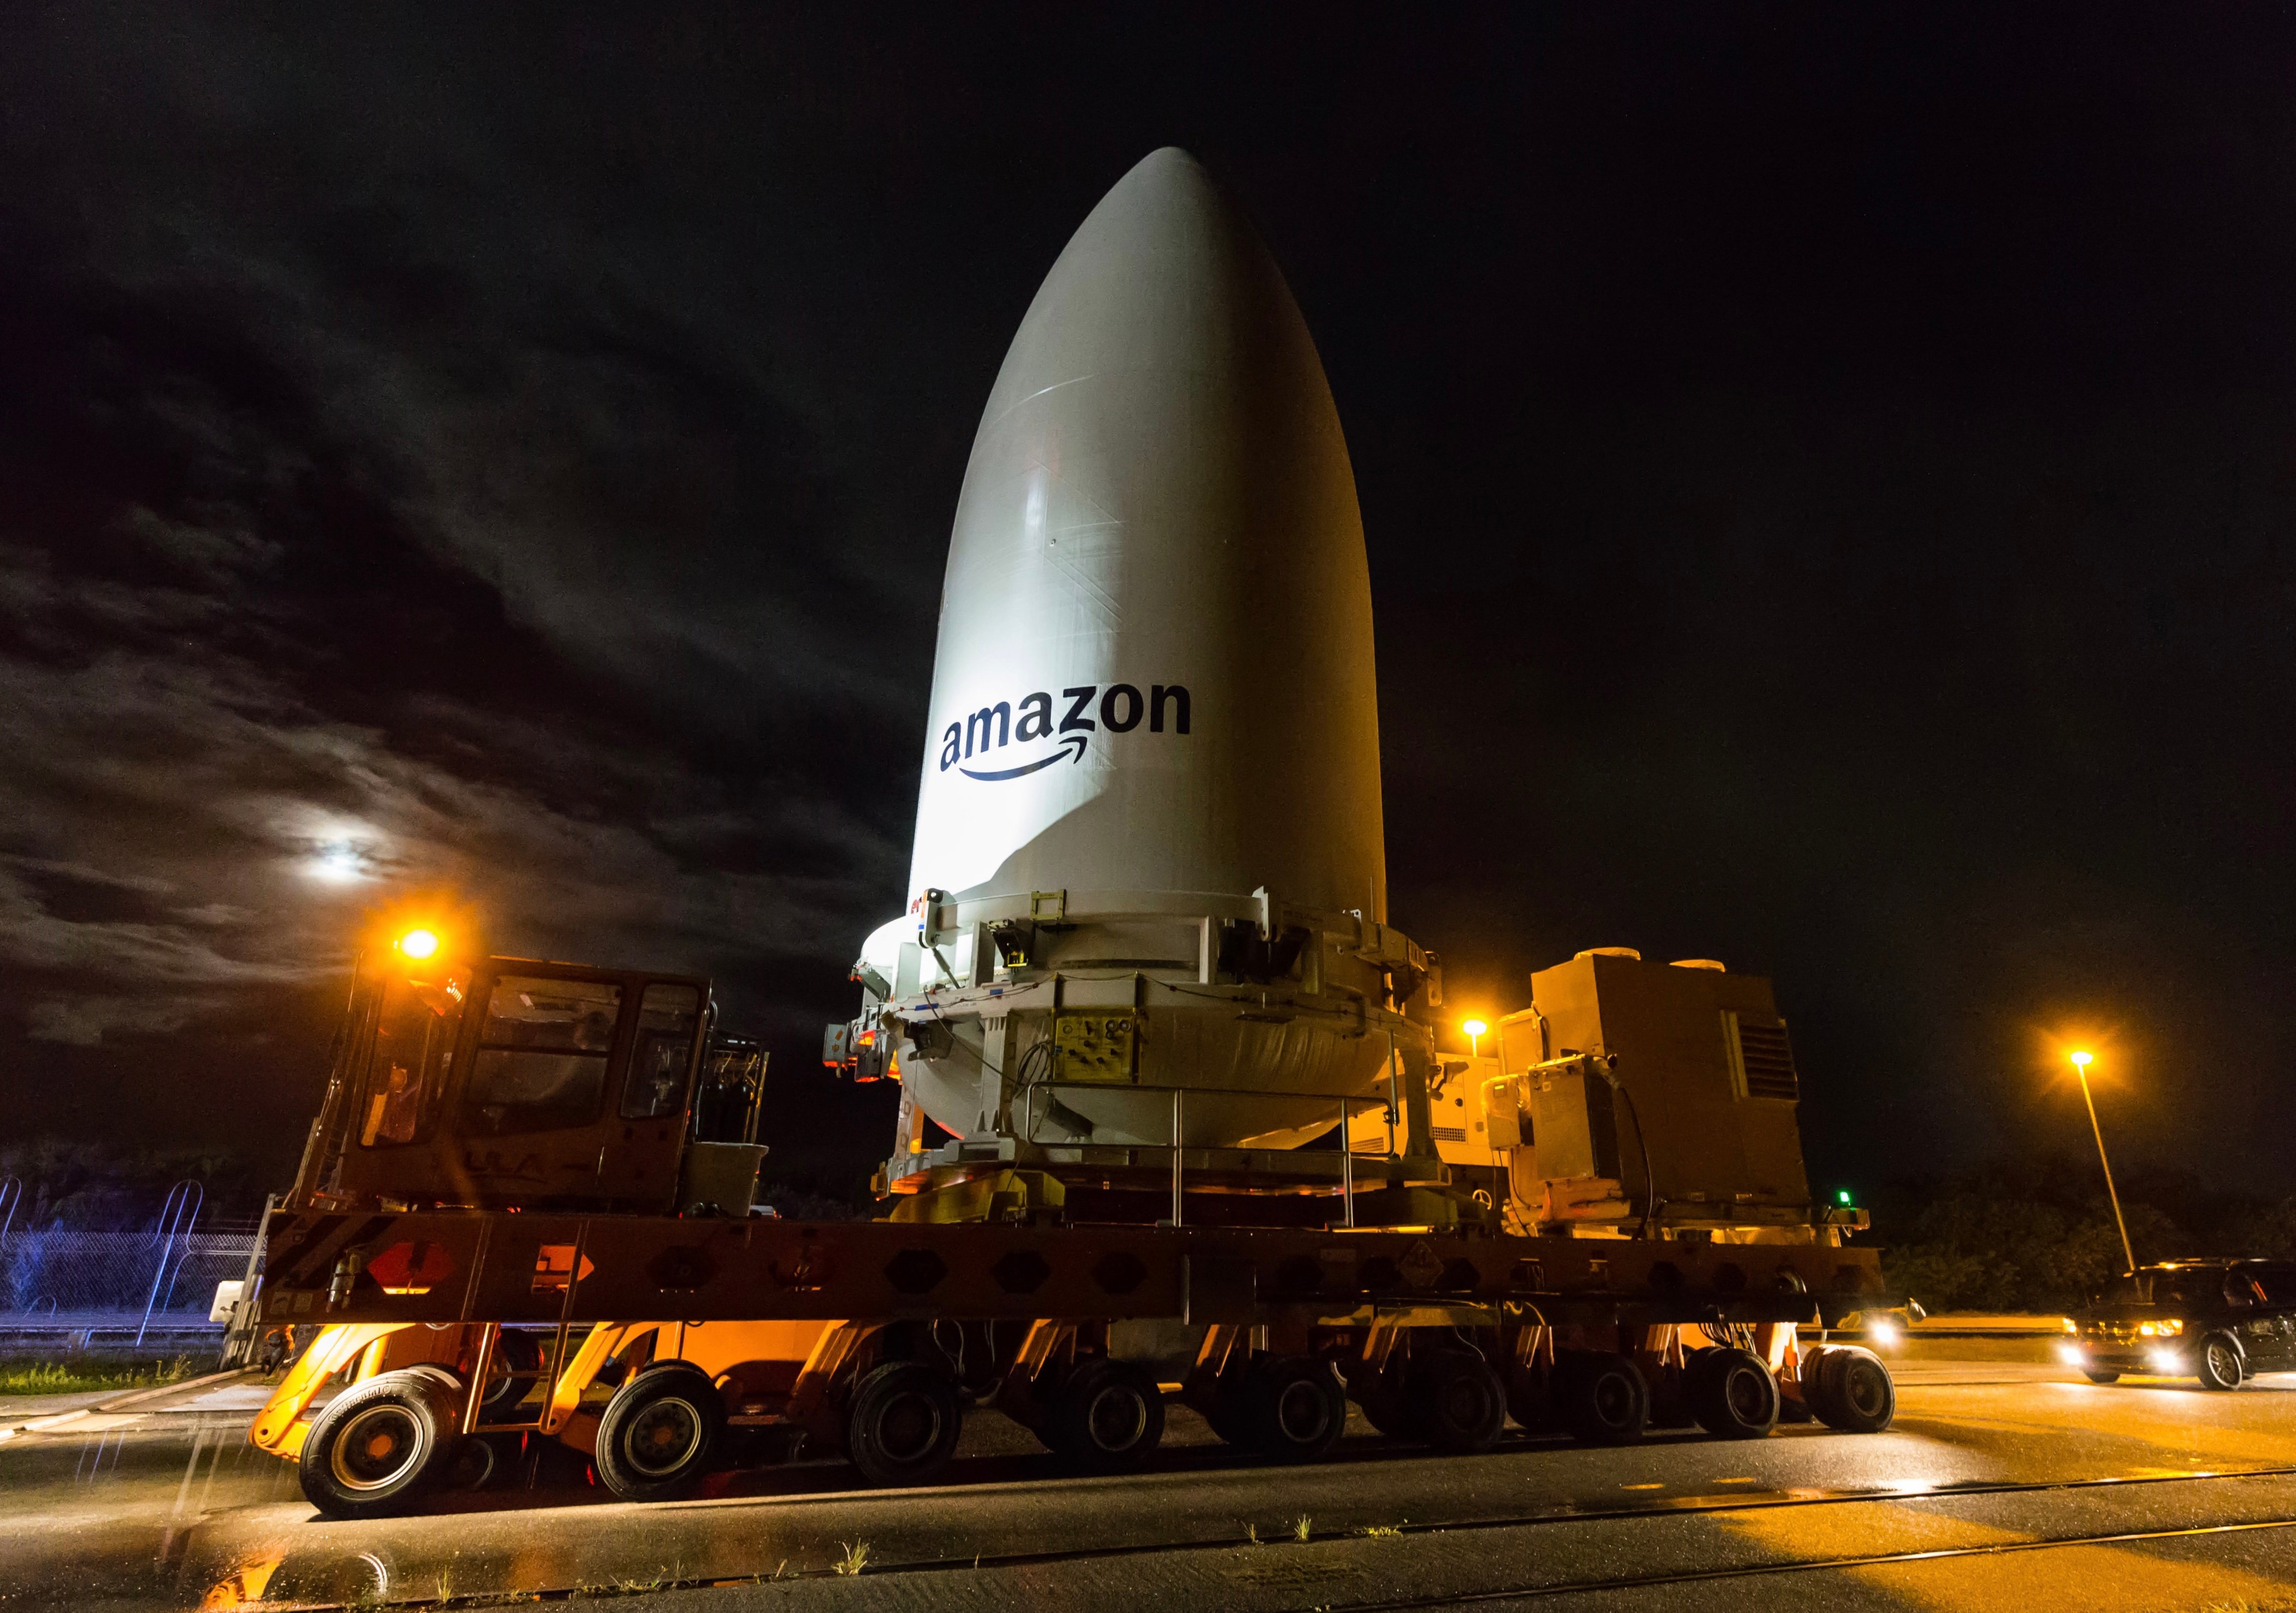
left=909, top=148, right=1385, bottom=920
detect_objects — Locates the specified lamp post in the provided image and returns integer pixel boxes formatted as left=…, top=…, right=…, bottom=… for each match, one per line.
left=2070, top=1050, right=2135, bottom=1274
left=1462, top=1018, right=1489, bottom=1059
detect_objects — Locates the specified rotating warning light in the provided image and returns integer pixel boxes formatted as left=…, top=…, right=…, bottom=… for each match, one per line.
left=396, top=928, right=440, bottom=960
left=1460, top=1018, right=1490, bottom=1039
left=2070, top=1050, right=2093, bottom=1068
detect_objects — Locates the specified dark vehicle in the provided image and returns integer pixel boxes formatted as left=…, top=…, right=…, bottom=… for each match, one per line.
left=2065, top=1260, right=2296, bottom=1390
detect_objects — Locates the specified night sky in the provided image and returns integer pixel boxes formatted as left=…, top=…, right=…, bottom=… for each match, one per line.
left=4, top=8, right=2293, bottom=1192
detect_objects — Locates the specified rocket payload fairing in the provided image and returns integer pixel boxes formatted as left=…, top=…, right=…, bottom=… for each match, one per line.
left=907, top=146, right=1385, bottom=918
left=855, top=149, right=1435, bottom=1164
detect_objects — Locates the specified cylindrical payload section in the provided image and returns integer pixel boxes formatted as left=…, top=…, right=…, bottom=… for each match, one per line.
left=911, top=146, right=1384, bottom=919
left=865, top=149, right=1427, bottom=1157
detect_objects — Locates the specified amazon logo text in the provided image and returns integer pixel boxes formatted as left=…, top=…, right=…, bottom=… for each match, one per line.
left=938, top=683, right=1190, bottom=781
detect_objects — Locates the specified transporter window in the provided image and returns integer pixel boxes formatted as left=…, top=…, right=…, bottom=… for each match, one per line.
left=466, top=976, right=623, bottom=1133
left=622, top=983, right=701, bottom=1119
left=358, top=977, right=464, bottom=1146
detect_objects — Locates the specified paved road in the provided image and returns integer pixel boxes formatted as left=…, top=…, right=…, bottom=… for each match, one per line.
left=3, top=1360, right=2293, bottom=1611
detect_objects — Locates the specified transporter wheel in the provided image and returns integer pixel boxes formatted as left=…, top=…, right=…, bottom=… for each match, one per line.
left=1206, top=1382, right=1254, bottom=1447
left=1813, top=1346, right=1896, bottom=1433
left=1505, top=1365, right=1556, bottom=1434
left=1406, top=1349, right=1508, bottom=1453
left=1242, top=1355, right=1348, bottom=1463
left=2196, top=1333, right=2245, bottom=1392
left=297, top=1368, right=461, bottom=1519
left=445, top=1431, right=522, bottom=1491
left=2083, top=1370, right=2122, bottom=1385
left=1554, top=1351, right=1648, bottom=1446
left=596, top=1363, right=724, bottom=1501
left=1643, top=1363, right=1699, bottom=1431
left=846, top=1361, right=962, bottom=1487
left=1048, top=1360, right=1165, bottom=1470
left=1686, top=1348, right=1779, bottom=1440
left=480, top=1330, right=547, bottom=1420
left=1793, top=1346, right=1841, bottom=1422
left=1349, top=1367, right=1409, bottom=1439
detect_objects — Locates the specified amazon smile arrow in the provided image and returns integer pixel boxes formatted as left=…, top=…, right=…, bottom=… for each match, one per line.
left=958, top=732, right=1088, bottom=781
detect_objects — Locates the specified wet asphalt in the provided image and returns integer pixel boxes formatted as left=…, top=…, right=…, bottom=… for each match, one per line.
left=3, top=1360, right=2293, bottom=1610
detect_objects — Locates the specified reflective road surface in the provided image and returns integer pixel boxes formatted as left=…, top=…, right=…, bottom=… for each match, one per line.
left=4, top=1359, right=2294, bottom=1611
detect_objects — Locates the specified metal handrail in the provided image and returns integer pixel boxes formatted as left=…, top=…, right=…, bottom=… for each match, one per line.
left=1018, top=1079, right=1399, bottom=1230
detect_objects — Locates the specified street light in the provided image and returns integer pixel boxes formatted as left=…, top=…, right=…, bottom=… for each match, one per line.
left=1461, top=1018, right=1489, bottom=1058
left=2069, top=1050, right=2136, bottom=1274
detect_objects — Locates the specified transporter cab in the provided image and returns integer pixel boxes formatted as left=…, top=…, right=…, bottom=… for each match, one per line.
left=241, top=939, right=1900, bottom=1519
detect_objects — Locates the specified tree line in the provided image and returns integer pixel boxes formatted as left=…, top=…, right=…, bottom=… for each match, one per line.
left=1869, top=1154, right=2296, bottom=1313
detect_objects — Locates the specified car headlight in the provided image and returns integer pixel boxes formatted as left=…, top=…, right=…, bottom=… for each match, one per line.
left=2061, top=1317, right=2078, bottom=1334
left=2138, top=1319, right=2184, bottom=1337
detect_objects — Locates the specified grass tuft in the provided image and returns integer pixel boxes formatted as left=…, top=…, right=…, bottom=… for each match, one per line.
left=1292, top=1515, right=1313, bottom=1542
left=0, top=1356, right=198, bottom=1397
left=834, top=1541, right=871, bottom=1576
left=1355, top=1524, right=1404, bottom=1539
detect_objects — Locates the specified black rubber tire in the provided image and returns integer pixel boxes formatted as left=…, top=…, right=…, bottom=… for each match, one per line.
left=1643, top=1363, right=1698, bottom=1430
left=1406, top=1349, right=1508, bottom=1453
left=445, top=1431, right=522, bottom=1491
left=1350, top=1367, right=1410, bottom=1439
left=1505, top=1364, right=1556, bottom=1434
left=2195, top=1333, right=2244, bottom=1392
left=1554, top=1351, right=1648, bottom=1446
left=845, top=1361, right=963, bottom=1487
left=1814, top=1345, right=1896, bottom=1433
left=1687, top=1347, right=1780, bottom=1440
left=1206, top=1386, right=1253, bottom=1447
left=297, top=1368, right=460, bottom=1519
left=2083, top=1370, right=2122, bottom=1385
left=481, top=1330, right=547, bottom=1420
left=1241, top=1355, right=1348, bottom=1463
left=1794, top=1346, right=1839, bottom=1422
left=595, top=1363, right=724, bottom=1500
left=1048, top=1359, right=1165, bottom=1470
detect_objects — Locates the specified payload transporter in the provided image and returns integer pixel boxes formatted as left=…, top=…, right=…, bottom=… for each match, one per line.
left=237, top=150, right=1891, bottom=1520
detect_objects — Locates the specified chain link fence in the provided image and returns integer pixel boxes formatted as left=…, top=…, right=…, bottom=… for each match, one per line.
left=0, top=1227, right=259, bottom=1324
left=0, top=1176, right=261, bottom=1355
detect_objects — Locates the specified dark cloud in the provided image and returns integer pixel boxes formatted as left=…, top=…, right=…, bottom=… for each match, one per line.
left=0, top=12, right=935, bottom=1172
left=2, top=7, right=2294, bottom=1188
